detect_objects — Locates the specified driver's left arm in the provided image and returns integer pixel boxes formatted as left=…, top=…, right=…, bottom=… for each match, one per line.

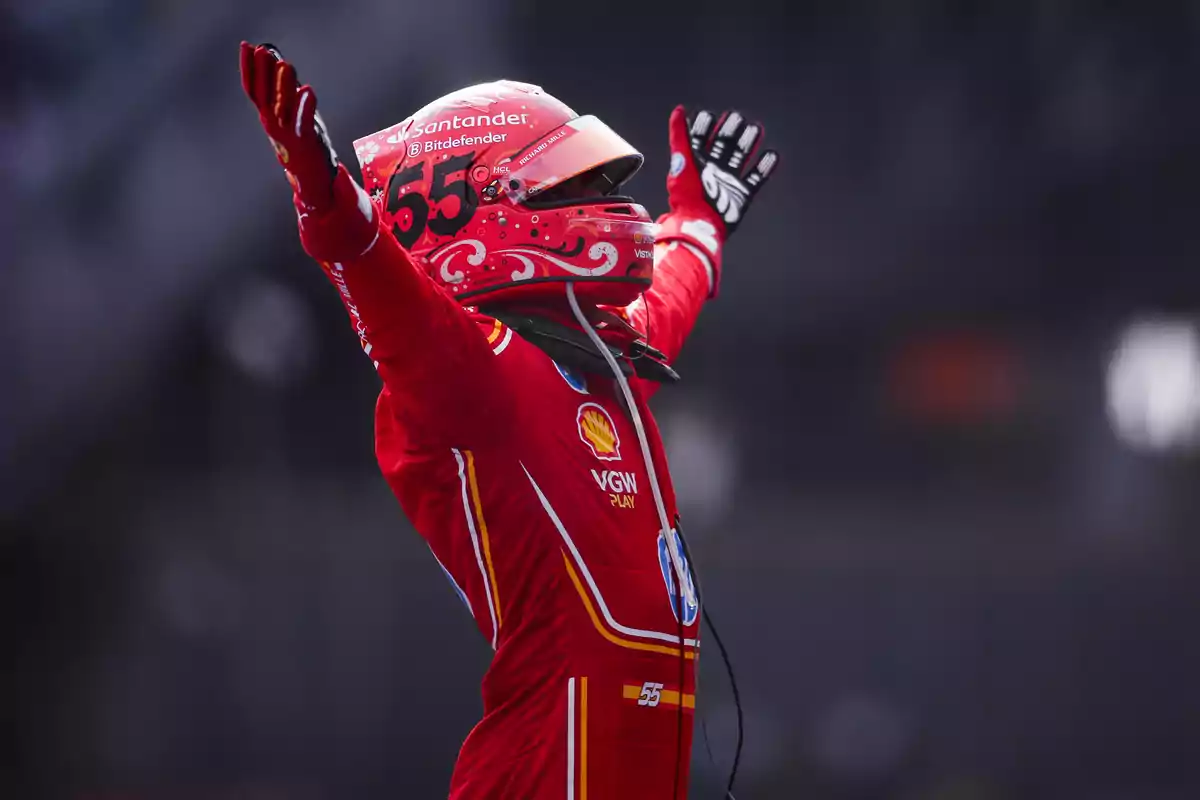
left=623, top=104, right=778, bottom=380
left=623, top=236, right=717, bottom=368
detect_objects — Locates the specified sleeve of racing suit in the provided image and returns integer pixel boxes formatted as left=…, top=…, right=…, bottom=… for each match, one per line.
left=308, top=173, right=503, bottom=446
left=624, top=238, right=717, bottom=370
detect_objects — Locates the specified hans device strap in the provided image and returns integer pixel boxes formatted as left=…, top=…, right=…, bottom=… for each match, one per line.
left=483, top=310, right=682, bottom=385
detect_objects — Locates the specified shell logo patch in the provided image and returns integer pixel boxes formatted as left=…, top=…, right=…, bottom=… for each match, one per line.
left=577, top=402, right=621, bottom=461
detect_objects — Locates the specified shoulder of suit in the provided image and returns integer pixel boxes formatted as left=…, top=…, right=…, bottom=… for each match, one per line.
left=472, top=314, right=515, bottom=356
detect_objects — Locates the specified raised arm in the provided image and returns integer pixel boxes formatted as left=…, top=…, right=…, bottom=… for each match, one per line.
left=627, top=105, right=779, bottom=367
left=310, top=200, right=503, bottom=442
left=625, top=240, right=714, bottom=368
left=240, top=43, right=502, bottom=443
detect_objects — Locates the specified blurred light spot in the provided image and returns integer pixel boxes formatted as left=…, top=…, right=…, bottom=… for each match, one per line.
left=889, top=332, right=1020, bottom=423
left=1106, top=317, right=1200, bottom=453
left=660, top=405, right=738, bottom=522
left=215, top=279, right=315, bottom=386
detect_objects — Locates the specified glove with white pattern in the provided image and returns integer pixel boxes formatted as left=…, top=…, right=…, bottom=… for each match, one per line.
left=656, top=106, right=778, bottom=298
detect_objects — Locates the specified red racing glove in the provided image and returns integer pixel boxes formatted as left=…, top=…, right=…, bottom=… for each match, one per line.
left=239, top=42, right=378, bottom=262
left=656, top=106, right=778, bottom=297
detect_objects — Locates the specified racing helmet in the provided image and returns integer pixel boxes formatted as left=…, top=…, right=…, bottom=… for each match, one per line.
left=353, top=80, right=655, bottom=307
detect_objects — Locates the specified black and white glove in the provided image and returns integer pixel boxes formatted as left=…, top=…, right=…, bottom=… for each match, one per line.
left=656, top=105, right=778, bottom=296
left=667, top=107, right=777, bottom=235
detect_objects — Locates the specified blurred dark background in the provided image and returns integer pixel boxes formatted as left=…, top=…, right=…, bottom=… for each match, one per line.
left=5, top=1, right=1200, bottom=798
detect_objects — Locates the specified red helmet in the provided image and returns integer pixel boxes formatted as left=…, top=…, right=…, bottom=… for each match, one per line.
left=352, top=80, right=655, bottom=307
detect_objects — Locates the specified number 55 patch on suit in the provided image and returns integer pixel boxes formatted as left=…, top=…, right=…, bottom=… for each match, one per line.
left=624, top=682, right=695, bottom=710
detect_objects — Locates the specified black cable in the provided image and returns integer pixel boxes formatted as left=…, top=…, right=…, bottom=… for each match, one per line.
left=699, top=711, right=720, bottom=783
left=702, top=605, right=743, bottom=799
left=677, top=524, right=744, bottom=800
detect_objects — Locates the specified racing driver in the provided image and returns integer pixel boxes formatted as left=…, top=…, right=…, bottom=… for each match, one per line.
left=239, top=41, right=777, bottom=800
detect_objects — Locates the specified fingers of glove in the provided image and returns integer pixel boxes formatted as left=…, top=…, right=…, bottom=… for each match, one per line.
left=295, top=85, right=318, bottom=141
left=667, top=105, right=700, bottom=172
left=688, top=109, right=716, bottom=155
left=273, top=61, right=300, bottom=130
left=728, top=120, right=763, bottom=174
left=239, top=41, right=256, bottom=101
left=706, top=110, right=748, bottom=167
left=668, top=105, right=692, bottom=153
left=252, top=44, right=280, bottom=111
left=745, top=148, right=779, bottom=190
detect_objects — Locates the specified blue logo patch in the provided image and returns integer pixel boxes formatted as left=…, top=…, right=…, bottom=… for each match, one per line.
left=658, top=529, right=699, bottom=625
left=432, top=552, right=473, bottom=617
left=554, top=361, right=588, bottom=394
left=670, top=151, right=687, bottom=177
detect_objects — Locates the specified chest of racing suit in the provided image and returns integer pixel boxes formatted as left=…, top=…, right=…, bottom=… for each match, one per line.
left=318, top=220, right=713, bottom=799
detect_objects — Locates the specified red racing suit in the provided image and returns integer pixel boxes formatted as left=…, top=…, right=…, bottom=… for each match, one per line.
left=317, top=210, right=713, bottom=799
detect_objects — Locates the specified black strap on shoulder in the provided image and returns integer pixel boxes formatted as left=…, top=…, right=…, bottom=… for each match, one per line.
left=482, top=309, right=681, bottom=384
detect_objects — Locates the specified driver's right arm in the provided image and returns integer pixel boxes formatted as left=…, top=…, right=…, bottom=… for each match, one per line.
left=240, top=42, right=504, bottom=446
left=311, top=173, right=505, bottom=445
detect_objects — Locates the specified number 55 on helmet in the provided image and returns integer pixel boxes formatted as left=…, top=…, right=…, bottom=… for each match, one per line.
left=353, top=81, right=655, bottom=308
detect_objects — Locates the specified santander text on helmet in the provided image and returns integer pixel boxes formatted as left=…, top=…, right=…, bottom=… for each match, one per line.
left=409, top=112, right=531, bottom=139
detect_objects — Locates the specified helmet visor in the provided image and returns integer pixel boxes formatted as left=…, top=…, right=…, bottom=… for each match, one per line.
left=502, top=115, right=643, bottom=204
